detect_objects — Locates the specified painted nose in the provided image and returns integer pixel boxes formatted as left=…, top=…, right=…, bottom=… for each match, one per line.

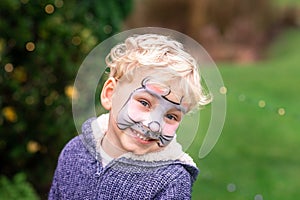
left=148, top=121, right=161, bottom=133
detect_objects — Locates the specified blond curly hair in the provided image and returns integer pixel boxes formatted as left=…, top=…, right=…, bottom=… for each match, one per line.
left=105, top=33, right=211, bottom=111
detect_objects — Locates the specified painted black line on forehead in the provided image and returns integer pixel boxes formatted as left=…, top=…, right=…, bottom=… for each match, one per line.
left=161, top=95, right=183, bottom=106
left=141, top=77, right=184, bottom=106
left=139, top=77, right=187, bottom=113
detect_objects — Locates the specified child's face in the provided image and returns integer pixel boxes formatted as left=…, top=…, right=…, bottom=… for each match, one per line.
left=107, top=73, right=187, bottom=155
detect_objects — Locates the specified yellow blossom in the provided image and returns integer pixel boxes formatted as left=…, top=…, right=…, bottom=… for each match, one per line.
left=2, top=106, right=17, bottom=122
left=27, top=140, right=41, bottom=153
left=64, top=85, right=78, bottom=100
left=12, top=67, right=27, bottom=83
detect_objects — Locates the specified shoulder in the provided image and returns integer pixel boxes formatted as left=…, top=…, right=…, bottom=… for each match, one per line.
left=60, top=117, right=98, bottom=158
left=60, top=135, right=87, bottom=155
left=56, top=136, right=91, bottom=166
left=60, top=117, right=96, bottom=153
left=151, top=162, right=197, bottom=199
left=62, top=136, right=83, bottom=152
left=166, top=160, right=199, bottom=184
left=58, top=119, right=98, bottom=167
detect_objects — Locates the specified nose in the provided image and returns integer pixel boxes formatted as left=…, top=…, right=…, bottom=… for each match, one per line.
left=148, top=121, right=161, bottom=133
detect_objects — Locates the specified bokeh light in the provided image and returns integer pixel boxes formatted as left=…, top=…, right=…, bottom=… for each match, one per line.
left=25, top=42, right=35, bottom=52
left=45, top=4, right=55, bottom=14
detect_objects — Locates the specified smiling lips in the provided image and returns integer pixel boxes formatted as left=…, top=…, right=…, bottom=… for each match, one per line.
left=131, top=129, right=157, bottom=143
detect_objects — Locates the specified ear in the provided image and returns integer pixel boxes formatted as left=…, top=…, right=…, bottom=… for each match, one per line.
left=101, top=77, right=117, bottom=110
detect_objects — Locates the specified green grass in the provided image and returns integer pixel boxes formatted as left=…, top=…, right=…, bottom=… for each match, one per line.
left=188, top=28, right=300, bottom=200
left=274, top=0, right=300, bottom=7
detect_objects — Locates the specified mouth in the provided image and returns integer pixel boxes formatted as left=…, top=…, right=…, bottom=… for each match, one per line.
left=131, top=129, right=158, bottom=143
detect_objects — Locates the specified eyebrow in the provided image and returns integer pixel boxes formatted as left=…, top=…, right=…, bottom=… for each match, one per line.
left=135, top=91, right=158, bottom=102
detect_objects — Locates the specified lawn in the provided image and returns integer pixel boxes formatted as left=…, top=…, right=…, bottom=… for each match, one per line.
left=189, top=28, right=300, bottom=200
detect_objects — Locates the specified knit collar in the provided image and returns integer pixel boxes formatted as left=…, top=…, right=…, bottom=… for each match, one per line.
left=89, top=113, right=197, bottom=167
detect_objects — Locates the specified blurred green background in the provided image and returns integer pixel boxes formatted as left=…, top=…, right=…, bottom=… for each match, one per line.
left=1, top=0, right=299, bottom=199
left=190, top=28, right=300, bottom=199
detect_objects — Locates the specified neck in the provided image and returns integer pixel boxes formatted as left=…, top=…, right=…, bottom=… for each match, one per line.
left=101, top=133, right=127, bottom=158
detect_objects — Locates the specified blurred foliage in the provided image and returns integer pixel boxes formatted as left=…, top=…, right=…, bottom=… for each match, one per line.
left=0, top=0, right=132, bottom=196
left=0, top=173, right=39, bottom=200
left=125, top=0, right=282, bottom=62
left=201, top=0, right=276, bottom=33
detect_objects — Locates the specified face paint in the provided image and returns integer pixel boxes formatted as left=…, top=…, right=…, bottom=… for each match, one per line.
left=116, top=77, right=186, bottom=147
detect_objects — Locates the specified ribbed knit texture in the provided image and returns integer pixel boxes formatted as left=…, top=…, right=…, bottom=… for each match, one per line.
left=49, top=118, right=199, bottom=199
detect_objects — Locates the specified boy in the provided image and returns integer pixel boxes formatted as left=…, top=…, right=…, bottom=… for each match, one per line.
left=49, top=33, right=211, bottom=199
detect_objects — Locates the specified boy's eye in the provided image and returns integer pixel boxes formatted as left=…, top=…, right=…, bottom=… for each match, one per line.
left=165, top=114, right=178, bottom=121
left=139, top=99, right=150, bottom=108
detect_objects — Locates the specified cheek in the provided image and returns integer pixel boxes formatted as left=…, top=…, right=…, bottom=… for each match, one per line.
left=162, top=123, right=179, bottom=136
left=127, top=100, right=149, bottom=121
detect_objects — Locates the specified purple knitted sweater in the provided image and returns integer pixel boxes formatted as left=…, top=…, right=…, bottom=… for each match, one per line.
left=49, top=117, right=199, bottom=199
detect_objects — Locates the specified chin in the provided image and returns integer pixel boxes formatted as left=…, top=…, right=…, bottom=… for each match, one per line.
left=121, top=133, right=160, bottom=155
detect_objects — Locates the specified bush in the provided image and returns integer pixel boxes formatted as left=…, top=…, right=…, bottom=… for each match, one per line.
left=0, top=0, right=132, bottom=196
left=0, top=173, right=39, bottom=200
left=125, top=0, right=278, bottom=62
